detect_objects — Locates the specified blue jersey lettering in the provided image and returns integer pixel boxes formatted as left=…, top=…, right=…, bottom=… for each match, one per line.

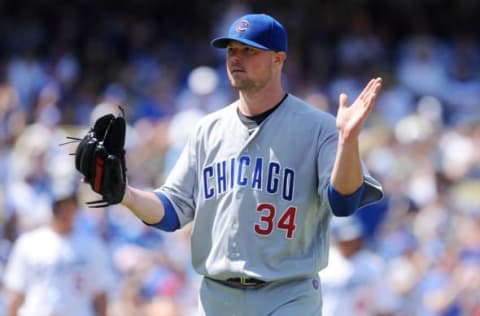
left=267, top=162, right=280, bottom=194
left=203, top=166, right=214, bottom=199
left=237, top=155, right=250, bottom=186
left=283, top=168, right=295, bottom=201
left=202, top=155, right=295, bottom=201
left=217, top=161, right=227, bottom=194
left=251, top=157, right=263, bottom=190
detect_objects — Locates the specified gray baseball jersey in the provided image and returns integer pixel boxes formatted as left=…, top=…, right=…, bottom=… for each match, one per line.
left=156, top=94, right=382, bottom=282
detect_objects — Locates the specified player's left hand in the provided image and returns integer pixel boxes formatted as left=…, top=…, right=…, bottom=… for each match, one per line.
left=336, top=77, right=382, bottom=142
left=72, top=107, right=127, bottom=207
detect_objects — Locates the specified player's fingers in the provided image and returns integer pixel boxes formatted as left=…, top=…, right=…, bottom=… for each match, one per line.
left=374, top=77, right=383, bottom=94
left=361, top=82, right=382, bottom=118
left=360, top=78, right=379, bottom=101
left=339, top=93, right=349, bottom=108
left=365, top=78, right=383, bottom=105
left=372, top=77, right=382, bottom=95
left=360, top=77, right=382, bottom=103
left=358, top=78, right=375, bottom=101
left=370, top=77, right=382, bottom=91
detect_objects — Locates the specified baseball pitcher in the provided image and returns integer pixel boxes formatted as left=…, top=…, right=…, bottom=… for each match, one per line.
left=76, top=13, right=384, bottom=316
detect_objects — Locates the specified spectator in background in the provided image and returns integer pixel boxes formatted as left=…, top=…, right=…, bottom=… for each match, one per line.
left=336, top=11, right=386, bottom=72
left=3, top=190, right=114, bottom=316
left=441, top=33, right=480, bottom=126
left=165, top=65, right=224, bottom=173
left=6, top=57, right=47, bottom=114
left=396, top=34, right=449, bottom=99
left=320, top=215, right=400, bottom=316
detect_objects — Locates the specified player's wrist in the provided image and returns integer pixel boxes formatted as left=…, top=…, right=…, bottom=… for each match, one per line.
left=337, top=131, right=360, bottom=146
left=121, top=185, right=133, bottom=206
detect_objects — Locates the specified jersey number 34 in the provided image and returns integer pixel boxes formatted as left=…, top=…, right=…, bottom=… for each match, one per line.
left=254, top=203, right=297, bottom=239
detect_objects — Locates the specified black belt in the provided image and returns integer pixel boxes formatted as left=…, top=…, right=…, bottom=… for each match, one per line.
left=208, top=276, right=267, bottom=289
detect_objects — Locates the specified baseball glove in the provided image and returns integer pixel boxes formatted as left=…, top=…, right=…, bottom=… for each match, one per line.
left=64, top=107, right=127, bottom=207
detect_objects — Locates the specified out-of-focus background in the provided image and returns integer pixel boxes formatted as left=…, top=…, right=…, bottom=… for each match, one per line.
left=1, top=0, right=479, bottom=315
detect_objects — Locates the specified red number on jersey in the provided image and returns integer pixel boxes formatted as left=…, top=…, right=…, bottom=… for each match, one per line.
left=277, top=206, right=297, bottom=239
left=254, top=203, right=275, bottom=236
left=254, top=203, right=297, bottom=239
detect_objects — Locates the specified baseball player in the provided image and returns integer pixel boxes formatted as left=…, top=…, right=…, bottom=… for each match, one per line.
left=120, top=13, right=383, bottom=315
left=320, top=216, right=400, bottom=316
left=3, top=191, right=114, bottom=316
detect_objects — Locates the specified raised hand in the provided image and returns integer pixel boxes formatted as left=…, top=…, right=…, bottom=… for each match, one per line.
left=336, top=77, right=382, bottom=142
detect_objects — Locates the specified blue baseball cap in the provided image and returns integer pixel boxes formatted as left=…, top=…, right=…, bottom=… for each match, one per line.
left=211, top=13, right=288, bottom=52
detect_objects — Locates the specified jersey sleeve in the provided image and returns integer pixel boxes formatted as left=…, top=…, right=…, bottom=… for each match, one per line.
left=3, top=237, right=29, bottom=292
left=359, top=163, right=384, bottom=208
left=155, top=132, right=198, bottom=228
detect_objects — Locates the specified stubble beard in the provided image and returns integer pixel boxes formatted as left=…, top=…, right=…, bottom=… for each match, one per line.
left=229, top=74, right=267, bottom=95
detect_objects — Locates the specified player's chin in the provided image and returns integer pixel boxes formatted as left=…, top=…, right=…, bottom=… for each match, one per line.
left=229, top=71, right=246, bottom=81
left=229, top=76, right=250, bottom=88
left=228, top=78, right=242, bottom=89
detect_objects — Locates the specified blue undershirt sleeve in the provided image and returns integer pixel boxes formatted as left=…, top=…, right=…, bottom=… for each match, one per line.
left=143, top=191, right=180, bottom=232
left=328, top=182, right=365, bottom=217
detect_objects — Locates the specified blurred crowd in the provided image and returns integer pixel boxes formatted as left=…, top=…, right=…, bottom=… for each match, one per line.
left=1, top=0, right=480, bottom=315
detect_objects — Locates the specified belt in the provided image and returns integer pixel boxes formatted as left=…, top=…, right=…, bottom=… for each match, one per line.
left=208, top=276, right=267, bottom=289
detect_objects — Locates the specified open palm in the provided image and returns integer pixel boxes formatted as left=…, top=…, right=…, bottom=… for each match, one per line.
left=336, top=77, right=383, bottom=141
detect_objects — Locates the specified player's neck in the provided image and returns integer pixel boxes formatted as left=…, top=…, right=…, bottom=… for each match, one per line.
left=238, top=85, right=285, bottom=116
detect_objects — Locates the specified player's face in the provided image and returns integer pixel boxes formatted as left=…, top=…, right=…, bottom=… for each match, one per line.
left=54, top=197, right=78, bottom=231
left=225, top=41, right=279, bottom=92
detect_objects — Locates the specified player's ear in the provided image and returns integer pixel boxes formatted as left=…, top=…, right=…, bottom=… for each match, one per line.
left=273, top=52, right=286, bottom=65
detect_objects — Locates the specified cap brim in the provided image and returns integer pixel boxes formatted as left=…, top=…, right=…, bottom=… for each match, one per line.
left=211, top=37, right=270, bottom=50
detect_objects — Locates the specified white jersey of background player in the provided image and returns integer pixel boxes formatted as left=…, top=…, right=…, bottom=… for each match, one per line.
left=320, top=216, right=399, bottom=316
left=121, top=13, right=384, bottom=315
left=3, top=193, right=113, bottom=316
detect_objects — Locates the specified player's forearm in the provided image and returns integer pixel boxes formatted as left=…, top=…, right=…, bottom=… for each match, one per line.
left=93, top=293, right=107, bottom=316
left=330, top=137, right=363, bottom=194
left=121, top=185, right=165, bottom=224
left=7, top=291, right=24, bottom=316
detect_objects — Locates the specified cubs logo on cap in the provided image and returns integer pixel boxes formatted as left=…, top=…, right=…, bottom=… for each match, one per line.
left=211, top=13, right=288, bottom=52
left=236, top=20, right=249, bottom=32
